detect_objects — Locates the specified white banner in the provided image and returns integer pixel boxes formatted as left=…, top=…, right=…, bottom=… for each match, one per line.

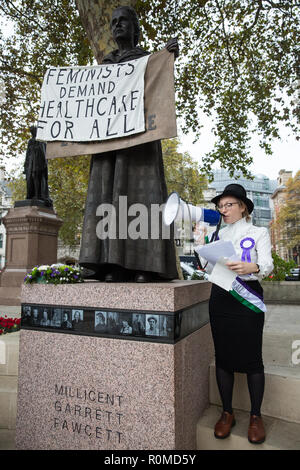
left=46, top=49, right=177, bottom=159
left=36, top=55, right=150, bottom=142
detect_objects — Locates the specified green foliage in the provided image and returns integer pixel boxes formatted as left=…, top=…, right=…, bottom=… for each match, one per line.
left=264, top=251, right=296, bottom=281
left=47, top=155, right=90, bottom=247
left=7, top=174, right=26, bottom=201
left=0, top=0, right=299, bottom=179
left=191, top=271, right=205, bottom=280
left=0, top=0, right=94, bottom=158
left=136, top=0, right=299, bottom=179
left=162, top=138, right=207, bottom=204
left=275, top=170, right=300, bottom=249
left=9, top=155, right=90, bottom=247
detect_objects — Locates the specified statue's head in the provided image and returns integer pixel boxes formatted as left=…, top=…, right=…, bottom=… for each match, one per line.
left=111, top=6, right=140, bottom=47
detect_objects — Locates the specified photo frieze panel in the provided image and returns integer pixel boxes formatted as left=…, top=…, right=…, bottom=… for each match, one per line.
left=21, top=302, right=208, bottom=343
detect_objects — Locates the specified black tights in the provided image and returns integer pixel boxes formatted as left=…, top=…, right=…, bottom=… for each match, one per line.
left=216, top=366, right=265, bottom=416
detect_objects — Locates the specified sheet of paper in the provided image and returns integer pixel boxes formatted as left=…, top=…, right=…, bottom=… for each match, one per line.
left=208, top=257, right=237, bottom=291
left=195, top=240, right=237, bottom=266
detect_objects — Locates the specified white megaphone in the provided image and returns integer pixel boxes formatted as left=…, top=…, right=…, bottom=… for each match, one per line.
left=163, top=192, right=221, bottom=226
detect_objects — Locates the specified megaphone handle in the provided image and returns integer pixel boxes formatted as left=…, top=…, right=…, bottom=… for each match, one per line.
left=210, top=216, right=222, bottom=242
left=194, top=250, right=207, bottom=270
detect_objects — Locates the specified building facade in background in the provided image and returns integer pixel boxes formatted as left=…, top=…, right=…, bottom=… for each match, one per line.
left=270, top=169, right=299, bottom=263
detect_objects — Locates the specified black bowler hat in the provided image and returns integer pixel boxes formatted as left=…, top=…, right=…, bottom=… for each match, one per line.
left=211, top=184, right=254, bottom=214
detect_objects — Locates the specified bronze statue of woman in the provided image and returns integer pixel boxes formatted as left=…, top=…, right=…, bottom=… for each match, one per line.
left=79, top=6, right=179, bottom=282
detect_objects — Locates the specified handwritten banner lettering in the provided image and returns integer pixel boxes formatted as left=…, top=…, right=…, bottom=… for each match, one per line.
left=45, top=49, right=177, bottom=159
left=36, top=55, right=149, bottom=142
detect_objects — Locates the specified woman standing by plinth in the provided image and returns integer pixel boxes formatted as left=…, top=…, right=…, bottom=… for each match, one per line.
left=206, top=184, right=273, bottom=444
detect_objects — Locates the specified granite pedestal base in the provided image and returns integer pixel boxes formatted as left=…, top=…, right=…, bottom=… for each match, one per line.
left=0, top=205, right=62, bottom=288
left=16, top=280, right=214, bottom=450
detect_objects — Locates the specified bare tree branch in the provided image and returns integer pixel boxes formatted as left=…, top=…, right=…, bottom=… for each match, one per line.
left=215, top=0, right=239, bottom=80
left=2, top=0, right=47, bottom=31
left=262, top=0, right=300, bottom=8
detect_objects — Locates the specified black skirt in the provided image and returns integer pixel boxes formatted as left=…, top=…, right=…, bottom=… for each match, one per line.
left=209, top=281, right=265, bottom=374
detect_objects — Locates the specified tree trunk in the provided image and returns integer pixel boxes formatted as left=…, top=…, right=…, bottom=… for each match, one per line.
left=75, top=0, right=137, bottom=64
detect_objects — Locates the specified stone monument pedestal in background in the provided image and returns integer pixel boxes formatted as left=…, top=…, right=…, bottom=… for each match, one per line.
left=16, top=280, right=214, bottom=450
left=0, top=203, right=62, bottom=304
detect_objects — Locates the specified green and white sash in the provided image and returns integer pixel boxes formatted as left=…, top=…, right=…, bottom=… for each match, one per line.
left=230, top=277, right=266, bottom=313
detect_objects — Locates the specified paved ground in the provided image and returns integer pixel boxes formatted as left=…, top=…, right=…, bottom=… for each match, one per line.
left=0, top=306, right=21, bottom=318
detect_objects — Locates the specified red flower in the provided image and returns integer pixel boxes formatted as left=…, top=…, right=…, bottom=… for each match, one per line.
left=0, top=316, right=20, bottom=333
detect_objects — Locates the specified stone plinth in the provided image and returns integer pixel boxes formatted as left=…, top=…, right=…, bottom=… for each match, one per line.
left=0, top=205, right=63, bottom=288
left=16, top=280, right=214, bottom=450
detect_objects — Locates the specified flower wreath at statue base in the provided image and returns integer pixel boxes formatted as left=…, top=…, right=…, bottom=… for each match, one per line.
left=24, top=264, right=84, bottom=285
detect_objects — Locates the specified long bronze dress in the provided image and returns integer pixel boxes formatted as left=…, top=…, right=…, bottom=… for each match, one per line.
left=79, top=47, right=178, bottom=281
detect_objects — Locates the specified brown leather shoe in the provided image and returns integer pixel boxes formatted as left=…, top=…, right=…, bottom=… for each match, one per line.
left=248, top=415, right=266, bottom=444
left=214, top=411, right=236, bottom=439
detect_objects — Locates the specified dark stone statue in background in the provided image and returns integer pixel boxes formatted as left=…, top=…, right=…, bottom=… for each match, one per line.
left=79, top=6, right=179, bottom=282
left=24, top=125, right=52, bottom=207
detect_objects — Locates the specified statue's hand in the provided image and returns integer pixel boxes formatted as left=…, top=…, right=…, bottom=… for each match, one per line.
left=165, top=37, right=179, bottom=59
